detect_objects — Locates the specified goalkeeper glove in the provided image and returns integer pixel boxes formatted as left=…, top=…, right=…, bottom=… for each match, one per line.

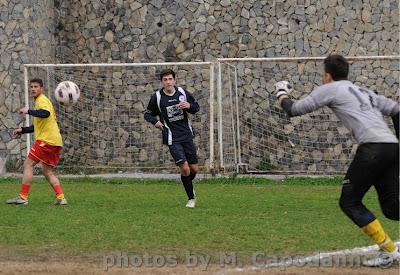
left=274, top=81, right=293, bottom=99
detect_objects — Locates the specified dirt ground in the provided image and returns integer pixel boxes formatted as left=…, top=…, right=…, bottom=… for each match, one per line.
left=0, top=247, right=398, bottom=275
left=0, top=259, right=398, bottom=275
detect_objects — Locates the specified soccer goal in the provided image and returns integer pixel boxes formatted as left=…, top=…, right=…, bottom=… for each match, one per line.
left=23, top=62, right=215, bottom=173
left=217, top=56, right=400, bottom=174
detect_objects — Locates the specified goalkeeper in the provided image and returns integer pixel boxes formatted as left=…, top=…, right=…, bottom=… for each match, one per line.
left=144, top=69, right=200, bottom=208
left=6, top=78, right=67, bottom=206
left=275, top=54, right=399, bottom=267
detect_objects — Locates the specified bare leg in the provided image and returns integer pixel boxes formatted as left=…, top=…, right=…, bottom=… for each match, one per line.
left=179, top=161, right=191, bottom=176
left=42, top=163, right=60, bottom=187
left=21, top=158, right=39, bottom=186
left=42, top=163, right=65, bottom=202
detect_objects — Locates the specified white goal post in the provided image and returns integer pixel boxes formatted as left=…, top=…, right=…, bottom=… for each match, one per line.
left=217, top=55, right=400, bottom=174
left=23, top=62, right=215, bottom=173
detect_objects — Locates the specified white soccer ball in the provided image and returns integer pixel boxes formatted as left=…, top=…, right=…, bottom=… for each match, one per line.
left=54, top=81, right=80, bottom=105
left=274, top=80, right=293, bottom=94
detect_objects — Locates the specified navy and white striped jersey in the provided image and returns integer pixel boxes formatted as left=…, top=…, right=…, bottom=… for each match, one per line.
left=144, top=86, right=200, bottom=145
left=291, top=80, right=399, bottom=144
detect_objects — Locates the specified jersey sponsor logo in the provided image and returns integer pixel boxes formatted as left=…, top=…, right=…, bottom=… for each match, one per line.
left=166, top=104, right=184, bottom=119
left=169, top=115, right=184, bottom=122
left=168, top=99, right=178, bottom=102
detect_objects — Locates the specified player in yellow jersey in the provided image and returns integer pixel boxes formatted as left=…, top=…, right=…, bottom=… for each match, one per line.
left=7, top=78, right=67, bottom=205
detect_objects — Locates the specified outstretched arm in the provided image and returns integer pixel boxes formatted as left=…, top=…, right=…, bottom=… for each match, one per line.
left=19, top=107, right=50, bottom=118
left=374, top=93, right=399, bottom=117
left=275, top=81, right=333, bottom=117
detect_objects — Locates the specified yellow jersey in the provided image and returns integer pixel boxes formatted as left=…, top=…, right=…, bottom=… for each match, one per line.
left=33, top=94, right=63, bottom=147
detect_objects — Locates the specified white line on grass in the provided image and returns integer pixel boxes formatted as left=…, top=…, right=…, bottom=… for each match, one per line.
left=233, top=241, right=400, bottom=272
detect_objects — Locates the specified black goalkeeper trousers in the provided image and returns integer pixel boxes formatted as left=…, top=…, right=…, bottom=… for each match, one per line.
left=339, top=143, right=399, bottom=227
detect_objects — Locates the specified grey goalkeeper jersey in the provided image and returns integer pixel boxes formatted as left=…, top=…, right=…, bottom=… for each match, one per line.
left=291, top=80, right=399, bottom=144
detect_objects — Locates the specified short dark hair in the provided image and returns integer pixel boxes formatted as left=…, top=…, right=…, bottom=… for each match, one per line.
left=323, top=54, right=349, bottom=81
left=30, top=78, right=44, bottom=87
left=159, top=69, right=176, bottom=80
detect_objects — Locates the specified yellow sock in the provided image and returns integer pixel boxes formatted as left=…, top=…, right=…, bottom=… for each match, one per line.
left=19, top=194, right=28, bottom=200
left=362, top=219, right=396, bottom=252
left=56, top=193, right=65, bottom=200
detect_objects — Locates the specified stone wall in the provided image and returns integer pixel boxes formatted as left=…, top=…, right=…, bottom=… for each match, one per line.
left=56, top=0, right=399, bottom=63
left=0, top=0, right=56, bottom=172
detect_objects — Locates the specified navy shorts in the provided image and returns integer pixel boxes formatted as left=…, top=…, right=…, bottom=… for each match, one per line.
left=168, top=139, right=198, bottom=165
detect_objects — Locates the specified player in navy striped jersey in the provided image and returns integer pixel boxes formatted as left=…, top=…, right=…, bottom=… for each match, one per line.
left=275, top=54, right=399, bottom=267
left=144, top=69, right=200, bottom=208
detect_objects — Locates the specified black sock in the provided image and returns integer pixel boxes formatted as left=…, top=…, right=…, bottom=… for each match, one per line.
left=190, top=172, right=197, bottom=181
left=181, top=175, right=194, bottom=200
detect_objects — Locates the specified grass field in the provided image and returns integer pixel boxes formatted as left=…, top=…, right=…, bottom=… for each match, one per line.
left=0, top=176, right=398, bottom=264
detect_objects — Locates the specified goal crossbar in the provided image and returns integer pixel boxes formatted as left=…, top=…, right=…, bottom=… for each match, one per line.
left=218, top=55, right=400, bottom=63
left=24, top=62, right=213, bottom=68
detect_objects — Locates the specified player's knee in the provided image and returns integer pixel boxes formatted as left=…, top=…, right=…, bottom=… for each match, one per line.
left=339, top=196, right=348, bottom=211
left=181, top=169, right=190, bottom=176
left=42, top=166, right=53, bottom=178
left=190, top=165, right=199, bottom=174
left=42, top=169, right=50, bottom=179
left=179, top=164, right=190, bottom=176
left=339, top=196, right=356, bottom=216
left=23, top=159, right=34, bottom=169
left=339, top=196, right=377, bottom=227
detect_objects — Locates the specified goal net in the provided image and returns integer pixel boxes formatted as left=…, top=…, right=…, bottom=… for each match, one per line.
left=23, top=62, right=215, bottom=174
left=218, top=57, right=399, bottom=174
